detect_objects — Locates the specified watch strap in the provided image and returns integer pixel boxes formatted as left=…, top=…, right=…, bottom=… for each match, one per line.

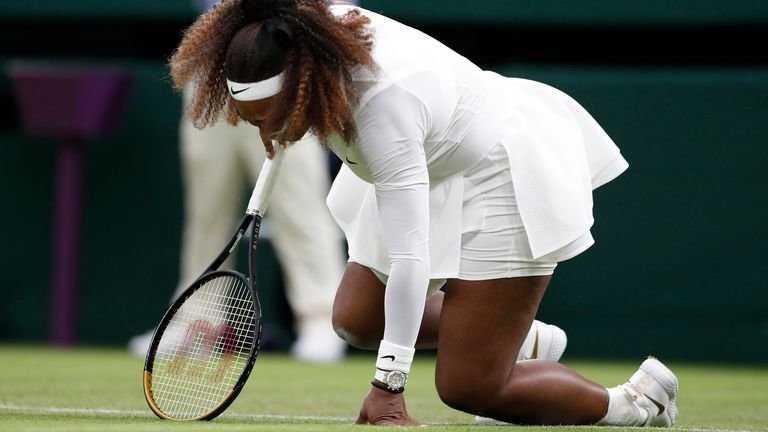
left=371, top=378, right=405, bottom=394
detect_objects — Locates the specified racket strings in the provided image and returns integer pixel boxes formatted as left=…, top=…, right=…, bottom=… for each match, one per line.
left=149, top=275, right=257, bottom=420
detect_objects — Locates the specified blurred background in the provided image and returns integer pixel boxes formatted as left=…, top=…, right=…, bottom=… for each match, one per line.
left=0, top=0, right=766, bottom=364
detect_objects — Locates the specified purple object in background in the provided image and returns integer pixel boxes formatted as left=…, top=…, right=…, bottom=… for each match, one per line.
left=9, top=64, right=132, bottom=139
left=7, top=62, right=133, bottom=346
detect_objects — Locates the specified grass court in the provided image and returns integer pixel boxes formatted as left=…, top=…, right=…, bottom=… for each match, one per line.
left=1, top=345, right=766, bottom=431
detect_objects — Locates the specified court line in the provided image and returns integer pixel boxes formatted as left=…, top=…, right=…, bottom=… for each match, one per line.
left=0, top=404, right=756, bottom=431
left=0, top=403, right=352, bottom=422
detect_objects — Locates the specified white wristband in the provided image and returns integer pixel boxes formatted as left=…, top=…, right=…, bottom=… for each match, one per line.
left=375, top=340, right=415, bottom=373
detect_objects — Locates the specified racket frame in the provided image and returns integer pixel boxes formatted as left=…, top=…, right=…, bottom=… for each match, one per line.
left=143, top=144, right=283, bottom=421
left=143, top=214, right=263, bottom=421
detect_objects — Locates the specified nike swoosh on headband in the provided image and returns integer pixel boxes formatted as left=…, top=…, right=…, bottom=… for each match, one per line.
left=230, top=86, right=250, bottom=95
left=227, top=73, right=285, bottom=101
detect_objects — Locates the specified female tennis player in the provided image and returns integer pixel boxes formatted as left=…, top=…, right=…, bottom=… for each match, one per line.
left=169, top=0, right=678, bottom=426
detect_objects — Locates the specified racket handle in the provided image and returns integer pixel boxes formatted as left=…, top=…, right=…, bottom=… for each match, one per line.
left=247, top=142, right=285, bottom=215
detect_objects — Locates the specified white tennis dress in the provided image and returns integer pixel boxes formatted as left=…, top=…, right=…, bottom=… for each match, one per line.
left=325, top=5, right=628, bottom=347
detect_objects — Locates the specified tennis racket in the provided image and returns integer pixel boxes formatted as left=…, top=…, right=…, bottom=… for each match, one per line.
left=143, top=144, right=285, bottom=421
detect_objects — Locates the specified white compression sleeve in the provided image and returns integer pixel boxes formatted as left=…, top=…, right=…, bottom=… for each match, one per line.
left=355, top=85, right=432, bottom=349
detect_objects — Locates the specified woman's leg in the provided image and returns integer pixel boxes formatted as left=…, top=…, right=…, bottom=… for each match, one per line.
left=434, top=276, right=609, bottom=425
left=335, top=266, right=677, bottom=426
left=332, top=262, right=563, bottom=357
left=332, top=262, right=442, bottom=349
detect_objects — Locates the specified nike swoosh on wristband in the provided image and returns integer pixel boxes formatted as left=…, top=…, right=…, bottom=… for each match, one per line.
left=379, top=355, right=395, bottom=361
left=230, top=86, right=250, bottom=95
left=345, top=156, right=358, bottom=165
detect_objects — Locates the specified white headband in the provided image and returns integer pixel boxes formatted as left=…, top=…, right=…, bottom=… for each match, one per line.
left=226, top=72, right=285, bottom=101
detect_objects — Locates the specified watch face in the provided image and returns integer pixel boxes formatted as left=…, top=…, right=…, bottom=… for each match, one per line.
left=385, top=370, right=407, bottom=389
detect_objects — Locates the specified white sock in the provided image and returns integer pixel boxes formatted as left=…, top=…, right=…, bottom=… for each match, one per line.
left=596, top=385, right=651, bottom=426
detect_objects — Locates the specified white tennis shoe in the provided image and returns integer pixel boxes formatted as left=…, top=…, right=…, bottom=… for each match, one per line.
left=623, top=357, right=679, bottom=427
left=517, top=320, right=568, bottom=362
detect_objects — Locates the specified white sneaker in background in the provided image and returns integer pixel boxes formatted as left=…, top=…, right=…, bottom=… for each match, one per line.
left=626, top=357, right=679, bottom=427
left=291, top=319, right=346, bottom=364
left=134, top=319, right=347, bottom=364
left=128, top=329, right=154, bottom=358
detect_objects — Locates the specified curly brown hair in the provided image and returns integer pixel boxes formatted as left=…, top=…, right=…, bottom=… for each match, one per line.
left=169, top=0, right=375, bottom=144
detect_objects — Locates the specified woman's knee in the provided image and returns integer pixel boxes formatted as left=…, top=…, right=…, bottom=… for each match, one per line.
left=435, top=371, right=504, bottom=415
left=331, top=306, right=381, bottom=349
left=331, top=262, right=386, bottom=349
left=435, top=367, right=535, bottom=420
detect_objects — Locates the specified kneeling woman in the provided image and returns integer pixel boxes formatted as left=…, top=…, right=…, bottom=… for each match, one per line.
left=169, top=0, right=678, bottom=426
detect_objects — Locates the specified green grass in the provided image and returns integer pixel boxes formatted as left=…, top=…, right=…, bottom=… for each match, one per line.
left=0, top=344, right=766, bottom=431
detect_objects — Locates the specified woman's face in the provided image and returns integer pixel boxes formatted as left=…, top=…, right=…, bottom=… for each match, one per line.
left=233, top=95, right=309, bottom=145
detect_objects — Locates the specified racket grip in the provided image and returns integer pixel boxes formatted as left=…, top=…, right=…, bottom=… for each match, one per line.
left=247, top=142, right=285, bottom=215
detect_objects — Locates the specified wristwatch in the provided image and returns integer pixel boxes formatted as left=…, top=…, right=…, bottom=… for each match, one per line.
left=372, top=370, right=408, bottom=393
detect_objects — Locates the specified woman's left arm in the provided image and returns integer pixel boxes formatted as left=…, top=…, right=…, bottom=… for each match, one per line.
left=353, top=84, right=432, bottom=425
left=356, top=84, right=432, bottom=353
